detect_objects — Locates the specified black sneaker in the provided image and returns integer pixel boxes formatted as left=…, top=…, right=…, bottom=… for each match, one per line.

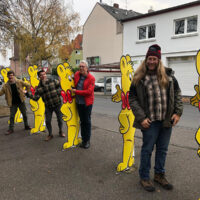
left=80, top=141, right=90, bottom=149
left=25, top=126, right=31, bottom=130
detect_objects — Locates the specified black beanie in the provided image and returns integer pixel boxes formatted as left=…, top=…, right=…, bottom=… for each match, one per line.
left=146, top=44, right=161, bottom=59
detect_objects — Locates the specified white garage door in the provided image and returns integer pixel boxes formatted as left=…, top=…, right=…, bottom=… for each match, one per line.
left=168, top=56, right=198, bottom=96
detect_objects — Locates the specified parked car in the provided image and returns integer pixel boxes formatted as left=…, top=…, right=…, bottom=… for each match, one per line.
left=94, top=78, right=111, bottom=92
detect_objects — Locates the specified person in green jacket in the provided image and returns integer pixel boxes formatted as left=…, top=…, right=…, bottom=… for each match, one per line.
left=129, top=44, right=183, bottom=192
left=0, top=70, right=31, bottom=135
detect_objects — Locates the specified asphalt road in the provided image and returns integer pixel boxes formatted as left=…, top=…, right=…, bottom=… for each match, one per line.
left=0, top=94, right=200, bottom=200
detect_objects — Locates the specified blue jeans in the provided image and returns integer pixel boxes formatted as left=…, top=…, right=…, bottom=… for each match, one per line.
left=139, top=121, right=172, bottom=180
left=77, top=104, right=93, bottom=143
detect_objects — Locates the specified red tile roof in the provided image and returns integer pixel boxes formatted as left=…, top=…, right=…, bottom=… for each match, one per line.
left=73, top=34, right=83, bottom=50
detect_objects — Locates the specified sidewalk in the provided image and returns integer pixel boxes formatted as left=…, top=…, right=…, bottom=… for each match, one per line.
left=0, top=110, right=199, bottom=200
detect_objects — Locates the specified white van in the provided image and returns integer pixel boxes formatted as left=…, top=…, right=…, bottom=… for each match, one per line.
left=94, top=78, right=111, bottom=92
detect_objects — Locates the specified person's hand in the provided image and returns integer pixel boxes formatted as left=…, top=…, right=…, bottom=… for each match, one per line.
left=24, top=91, right=29, bottom=98
left=141, top=118, right=151, bottom=129
left=71, top=88, right=76, bottom=93
left=171, top=114, right=180, bottom=126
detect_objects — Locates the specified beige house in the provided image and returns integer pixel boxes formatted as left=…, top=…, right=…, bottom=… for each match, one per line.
left=83, top=2, right=140, bottom=67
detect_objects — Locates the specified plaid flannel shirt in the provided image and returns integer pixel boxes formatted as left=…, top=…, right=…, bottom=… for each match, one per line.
left=144, top=74, right=167, bottom=121
left=28, top=79, right=62, bottom=108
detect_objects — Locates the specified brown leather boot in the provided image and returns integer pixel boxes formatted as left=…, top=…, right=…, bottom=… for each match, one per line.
left=5, top=129, right=14, bottom=135
left=154, top=173, right=173, bottom=190
left=140, top=179, right=155, bottom=192
left=45, top=135, right=53, bottom=141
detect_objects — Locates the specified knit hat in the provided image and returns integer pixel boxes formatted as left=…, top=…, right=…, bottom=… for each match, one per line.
left=146, top=44, right=161, bottom=59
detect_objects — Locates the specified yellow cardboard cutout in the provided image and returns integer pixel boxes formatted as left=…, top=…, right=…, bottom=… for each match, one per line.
left=195, top=128, right=200, bottom=157
left=57, top=63, right=81, bottom=149
left=190, top=50, right=200, bottom=157
left=1, top=68, right=23, bottom=123
left=112, top=55, right=136, bottom=171
left=28, top=65, right=45, bottom=134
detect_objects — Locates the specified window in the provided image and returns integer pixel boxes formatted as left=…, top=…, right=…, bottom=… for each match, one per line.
left=75, top=50, right=80, bottom=54
left=76, top=59, right=80, bottom=65
left=138, top=24, right=155, bottom=40
left=87, top=56, right=100, bottom=66
left=174, top=16, right=197, bottom=35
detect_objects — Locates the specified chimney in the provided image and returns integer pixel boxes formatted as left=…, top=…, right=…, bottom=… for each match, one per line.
left=99, top=0, right=102, bottom=3
left=113, top=3, right=119, bottom=9
left=148, top=6, right=154, bottom=13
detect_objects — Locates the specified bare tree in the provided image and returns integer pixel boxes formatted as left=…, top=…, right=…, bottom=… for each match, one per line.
left=0, top=0, right=80, bottom=64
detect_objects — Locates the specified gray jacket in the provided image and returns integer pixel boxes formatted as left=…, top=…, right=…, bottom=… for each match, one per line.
left=129, top=68, right=183, bottom=129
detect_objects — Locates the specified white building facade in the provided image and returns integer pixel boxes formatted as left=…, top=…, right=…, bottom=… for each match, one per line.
left=122, top=1, right=200, bottom=96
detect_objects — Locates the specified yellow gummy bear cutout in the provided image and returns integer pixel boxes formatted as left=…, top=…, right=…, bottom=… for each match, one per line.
left=1, top=68, right=23, bottom=124
left=190, top=50, right=200, bottom=157
left=28, top=65, right=45, bottom=134
left=57, top=63, right=81, bottom=149
left=112, top=55, right=136, bottom=172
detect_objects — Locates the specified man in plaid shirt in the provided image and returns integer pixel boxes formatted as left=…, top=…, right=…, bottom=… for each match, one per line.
left=26, top=69, right=65, bottom=141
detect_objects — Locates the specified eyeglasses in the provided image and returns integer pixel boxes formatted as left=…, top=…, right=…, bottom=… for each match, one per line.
left=79, top=65, right=86, bottom=68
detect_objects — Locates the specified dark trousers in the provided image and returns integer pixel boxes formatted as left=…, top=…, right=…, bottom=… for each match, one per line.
left=77, top=104, right=93, bottom=143
left=139, top=121, right=172, bottom=180
left=9, top=102, right=29, bottom=130
left=45, top=104, right=63, bottom=136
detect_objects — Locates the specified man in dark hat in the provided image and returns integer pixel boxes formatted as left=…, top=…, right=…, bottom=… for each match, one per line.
left=129, top=44, right=183, bottom=192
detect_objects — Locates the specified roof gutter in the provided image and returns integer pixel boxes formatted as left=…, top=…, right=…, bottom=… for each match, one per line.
left=121, top=1, right=200, bottom=22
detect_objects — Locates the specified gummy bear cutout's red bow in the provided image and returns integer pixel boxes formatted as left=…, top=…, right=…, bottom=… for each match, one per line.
left=31, top=86, right=36, bottom=95
left=121, top=91, right=130, bottom=110
left=199, top=101, right=200, bottom=112
left=61, top=90, right=73, bottom=104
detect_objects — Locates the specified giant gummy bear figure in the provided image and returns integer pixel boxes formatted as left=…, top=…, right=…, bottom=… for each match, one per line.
left=112, top=55, right=136, bottom=171
left=57, top=63, right=81, bottom=149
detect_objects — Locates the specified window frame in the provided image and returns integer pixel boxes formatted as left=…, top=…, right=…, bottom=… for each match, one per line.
left=138, top=23, right=156, bottom=41
left=76, top=59, right=80, bottom=66
left=174, top=15, right=198, bottom=36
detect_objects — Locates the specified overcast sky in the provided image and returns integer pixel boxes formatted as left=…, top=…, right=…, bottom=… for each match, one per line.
left=70, top=0, right=196, bottom=25
left=0, top=0, right=196, bottom=66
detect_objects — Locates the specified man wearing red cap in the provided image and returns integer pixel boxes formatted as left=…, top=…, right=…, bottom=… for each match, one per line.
left=129, top=44, right=183, bottom=192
